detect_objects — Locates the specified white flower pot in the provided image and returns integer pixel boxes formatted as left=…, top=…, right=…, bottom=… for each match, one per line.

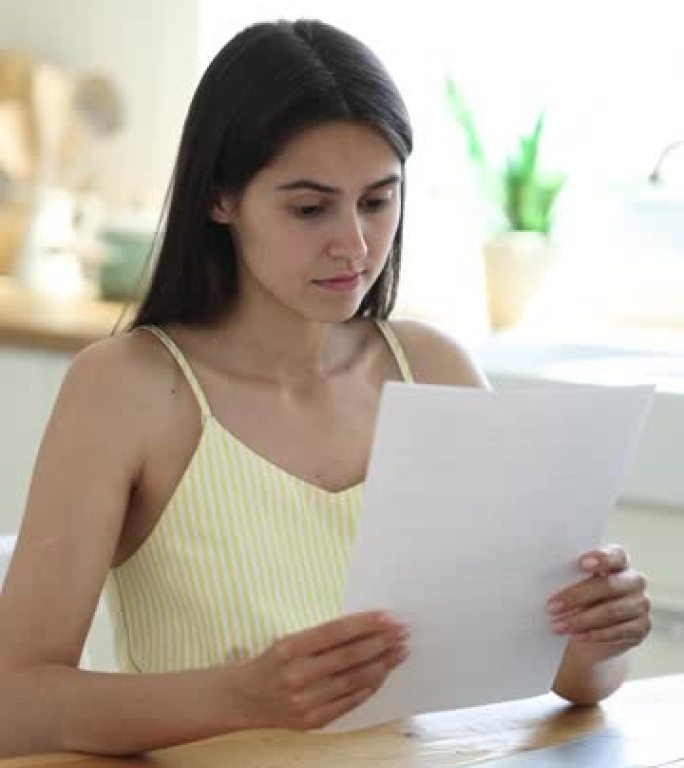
left=483, top=231, right=554, bottom=330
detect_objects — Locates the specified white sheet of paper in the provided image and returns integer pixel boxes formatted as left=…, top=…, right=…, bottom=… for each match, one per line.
left=330, top=383, right=653, bottom=732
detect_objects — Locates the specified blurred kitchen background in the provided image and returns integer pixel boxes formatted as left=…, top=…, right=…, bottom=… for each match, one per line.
left=0, top=0, right=682, bottom=676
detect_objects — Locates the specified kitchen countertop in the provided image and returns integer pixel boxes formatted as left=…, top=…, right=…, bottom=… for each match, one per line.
left=477, top=329, right=684, bottom=509
left=0, top=277, right=133, bottom=353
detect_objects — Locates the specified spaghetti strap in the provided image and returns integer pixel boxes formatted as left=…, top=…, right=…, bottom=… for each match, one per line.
left=138, top=325, right=212, bottom=421
left=374, top=319, right=415, bottom=383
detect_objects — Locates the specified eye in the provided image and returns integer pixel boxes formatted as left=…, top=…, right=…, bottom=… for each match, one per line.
left=360, top=196, right=393, bottom=213
left=291, top=203, right=326, bottom=219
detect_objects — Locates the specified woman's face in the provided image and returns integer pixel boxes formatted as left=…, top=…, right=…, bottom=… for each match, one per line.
left=213, top=121, right=403, bottom=323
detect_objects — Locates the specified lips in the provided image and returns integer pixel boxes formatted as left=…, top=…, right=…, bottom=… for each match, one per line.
left=316, top=273, right=362, bottom=283
left=313, top=271, right=365, bottom=291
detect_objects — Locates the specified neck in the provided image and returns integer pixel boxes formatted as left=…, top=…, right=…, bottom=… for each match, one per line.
left=212, top=300, right=360, bottom=386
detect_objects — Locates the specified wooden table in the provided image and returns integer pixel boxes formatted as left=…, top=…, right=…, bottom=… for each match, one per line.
left=2, top=674, right=683, bottom=767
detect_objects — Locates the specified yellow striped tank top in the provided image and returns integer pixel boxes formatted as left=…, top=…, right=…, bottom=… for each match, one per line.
left=104, top=320, right=413, bottom=673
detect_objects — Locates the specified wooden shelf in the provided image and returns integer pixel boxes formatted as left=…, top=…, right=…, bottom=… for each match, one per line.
left=0, top=277, right=134, bottom=354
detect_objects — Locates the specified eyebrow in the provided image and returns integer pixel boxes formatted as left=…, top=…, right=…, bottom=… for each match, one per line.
left=275, top=173, right=401, bottom=194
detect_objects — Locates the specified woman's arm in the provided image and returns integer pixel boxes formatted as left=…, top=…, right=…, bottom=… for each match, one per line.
left=0, top=662, right=248, bottom=757
left=1, top=613, right=407, bottom=757
left=549, top=545, right=651, bottom=705
left=0, top=337, right=228, bottom=756
left=551, top=644, right=628, bottom=705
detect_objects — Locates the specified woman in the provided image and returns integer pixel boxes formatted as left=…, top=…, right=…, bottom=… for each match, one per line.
left=0, top=19, right=650, bottom=757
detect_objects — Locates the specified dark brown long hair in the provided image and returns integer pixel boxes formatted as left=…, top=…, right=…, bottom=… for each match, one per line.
left=130, top=19, right=413, bottom=330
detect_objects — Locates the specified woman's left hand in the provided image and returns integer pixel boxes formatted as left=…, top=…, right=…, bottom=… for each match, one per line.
left=547, top=544, right=652, bottom=664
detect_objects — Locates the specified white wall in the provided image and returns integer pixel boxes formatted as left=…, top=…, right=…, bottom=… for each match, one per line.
left=0, top=0, right=200, bottom=210
left=0, top=348, right=71, bottom=535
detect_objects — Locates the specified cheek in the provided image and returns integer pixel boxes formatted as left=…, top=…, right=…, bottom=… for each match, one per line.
left=373, top=210, right=401, bottom=258
left=239, top=221, right=318, bottom=285
left=238, top=212, right=302, bottom=260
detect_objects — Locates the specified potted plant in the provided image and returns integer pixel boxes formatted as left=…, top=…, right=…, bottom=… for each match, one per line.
left=446, top=77, right=566, bottom=330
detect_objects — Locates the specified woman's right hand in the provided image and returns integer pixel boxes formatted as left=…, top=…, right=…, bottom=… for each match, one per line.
left=229, top=611, right=410, bottom=730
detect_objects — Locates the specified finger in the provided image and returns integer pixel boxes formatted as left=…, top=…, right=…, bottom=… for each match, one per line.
left=291, top=646, right=405, bottom=711
left=285, top=628, right=408, bottom=690
left=277, top=611, right=403, bottom=660
left=299, top=647, right=407, bottom=729
left=572, top=615, right=651, bottom=645
left=299, top=685, right=377, bottom=730
left=578, top=544, right=630, bottom=576
left=548, top=569, right=646, bottom=616
left=550, top=593, right=649, bottom=635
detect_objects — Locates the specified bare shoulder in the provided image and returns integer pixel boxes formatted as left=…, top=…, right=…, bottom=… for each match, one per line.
left=65, top=327, right=175, bottom=403
left=387, top=319, right=489, bottom=389
left=57, top=328, right=180, bottom=450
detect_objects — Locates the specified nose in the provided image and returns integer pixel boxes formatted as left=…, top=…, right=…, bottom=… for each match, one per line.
left=327, top=209, right=369, bottom=264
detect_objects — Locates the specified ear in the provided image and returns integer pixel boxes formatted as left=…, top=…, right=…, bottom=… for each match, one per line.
left=209, top=191, right=237, bottom=224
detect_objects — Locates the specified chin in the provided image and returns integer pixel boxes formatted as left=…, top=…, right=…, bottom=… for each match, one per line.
left=297, top=292, right=364, bottom=324
left=297, top=297, right=361, bottom=324
left=312, top=306, right=361, bottom=324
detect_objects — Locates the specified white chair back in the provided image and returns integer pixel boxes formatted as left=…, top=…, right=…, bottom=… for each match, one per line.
left=0, top=535, right=17, bottom=587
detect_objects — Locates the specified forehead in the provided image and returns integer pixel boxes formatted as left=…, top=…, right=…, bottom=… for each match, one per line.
left=262, top=122, right=401, bottom=186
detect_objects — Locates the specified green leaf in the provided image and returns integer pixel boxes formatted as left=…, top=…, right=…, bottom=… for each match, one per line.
left=445, top=76, right=487, bottom=167
left=443, top=83, right=565, bottom=234
left=499, top=111, right=565, bottom=232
